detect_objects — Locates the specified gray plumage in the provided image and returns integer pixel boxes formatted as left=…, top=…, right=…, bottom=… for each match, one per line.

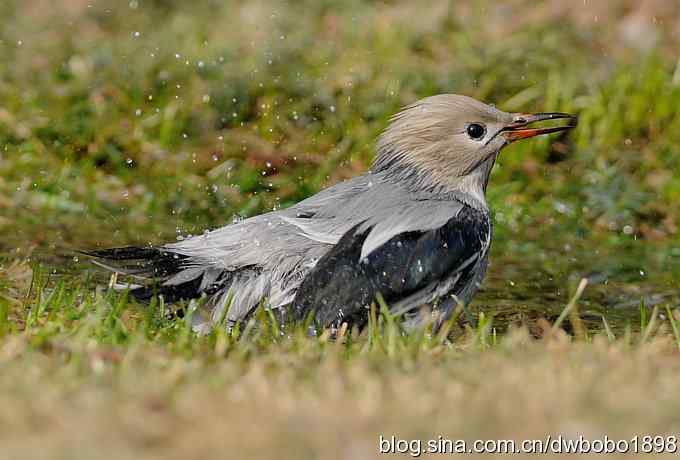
left=90, top=94, right=576, bottom=333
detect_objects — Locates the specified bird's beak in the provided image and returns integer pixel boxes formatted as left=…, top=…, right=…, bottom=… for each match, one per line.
left=501, top=112, right=578, bottom=142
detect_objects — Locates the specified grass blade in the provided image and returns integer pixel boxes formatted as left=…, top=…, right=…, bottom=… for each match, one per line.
left=665, top=305, right=680, bottom=350
left=640, top=305, right=659, bottom=344
left=601, top=315, right=616, bottom=342
left=552, top=278, right=588, bottom=334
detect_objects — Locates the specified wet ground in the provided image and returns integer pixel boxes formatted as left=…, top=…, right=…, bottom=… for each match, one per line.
left=4, top=212, right=679, bottom=337
left=478, top=234, right=680, bottom=334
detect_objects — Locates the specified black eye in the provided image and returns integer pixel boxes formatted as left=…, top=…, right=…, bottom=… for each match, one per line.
left=466, top=123, right=486, bottom=140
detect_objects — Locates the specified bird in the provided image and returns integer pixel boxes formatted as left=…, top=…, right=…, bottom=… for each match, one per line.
left=89, top=94, right=577, bottom=334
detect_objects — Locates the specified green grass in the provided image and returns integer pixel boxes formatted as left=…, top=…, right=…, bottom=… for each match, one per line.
left=2, top=263, right=680, bottom=459
left=2, top=1, right=680, bottom=458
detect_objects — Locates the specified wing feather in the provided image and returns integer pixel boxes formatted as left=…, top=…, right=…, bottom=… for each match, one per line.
left=293, top=204, right=490, bottom=328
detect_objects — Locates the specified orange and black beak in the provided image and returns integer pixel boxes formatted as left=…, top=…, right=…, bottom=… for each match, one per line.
left=502, top=112, right=578, bottom=142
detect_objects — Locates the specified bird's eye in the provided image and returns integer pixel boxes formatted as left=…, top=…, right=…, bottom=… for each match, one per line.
left=466, top=123, right=486, bottom=140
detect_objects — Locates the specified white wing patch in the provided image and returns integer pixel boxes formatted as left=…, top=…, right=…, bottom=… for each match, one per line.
left=358, top=201, right=464, bottom=260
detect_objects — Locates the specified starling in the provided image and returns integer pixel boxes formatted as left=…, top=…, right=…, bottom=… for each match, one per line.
left=90, top=94, right=577, bottom=333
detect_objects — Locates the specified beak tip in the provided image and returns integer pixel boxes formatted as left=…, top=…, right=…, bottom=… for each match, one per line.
left=503, top=111, right=578, bottom=142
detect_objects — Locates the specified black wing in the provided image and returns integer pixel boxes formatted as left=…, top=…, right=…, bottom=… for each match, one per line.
left=292, top=205, right=490, bottom=328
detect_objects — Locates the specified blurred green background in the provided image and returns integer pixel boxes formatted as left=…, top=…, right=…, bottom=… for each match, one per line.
left=3, top=3, right=680, bottom=458
left=1, top=0, right=680, bottom=324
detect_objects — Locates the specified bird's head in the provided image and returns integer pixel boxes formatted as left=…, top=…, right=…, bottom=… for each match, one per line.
left=373, top=94, right=577, bottom=201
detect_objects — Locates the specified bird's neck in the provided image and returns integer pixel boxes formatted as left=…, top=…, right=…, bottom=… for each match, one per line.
left=371, top=151, right=497, bottom=211
left=447, top=166, right=492, bottom=208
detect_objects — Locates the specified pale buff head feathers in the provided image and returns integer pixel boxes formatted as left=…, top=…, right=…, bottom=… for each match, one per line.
left=373, top=94, right=576, bottom=199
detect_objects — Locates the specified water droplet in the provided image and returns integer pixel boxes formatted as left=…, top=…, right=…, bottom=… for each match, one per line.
left=554, top=201, right=569, bottom=214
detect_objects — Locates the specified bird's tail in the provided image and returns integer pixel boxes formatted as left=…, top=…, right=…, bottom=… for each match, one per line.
left=84, top=246, right=226, bottom=304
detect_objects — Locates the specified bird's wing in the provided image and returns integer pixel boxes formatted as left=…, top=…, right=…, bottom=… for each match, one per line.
left=292, top=203, right=490, bottom=328
left=157, top=211, right=330, bottom=321
left=286, top=172, right=473, bottom=259
left=162, top=174, right=379, bottom=268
